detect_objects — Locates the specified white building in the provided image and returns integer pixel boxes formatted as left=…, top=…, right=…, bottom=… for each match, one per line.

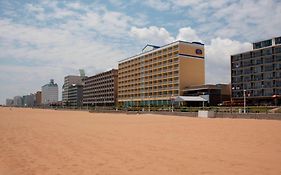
left=6, top=99, right=13, bottom=106
left=13, top=96, right=23, bottom=106
left=42, top=79, right=58, bottom=104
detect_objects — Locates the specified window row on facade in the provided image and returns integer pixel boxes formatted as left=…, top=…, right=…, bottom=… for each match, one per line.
left=232, top=54, right=281, bottom=68
left=231, top=46, right=281, bottom=61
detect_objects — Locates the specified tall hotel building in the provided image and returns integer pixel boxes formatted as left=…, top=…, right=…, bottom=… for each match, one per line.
left=118, top=41, right=205, bottom=106
left=83, top=69, right=118, bottom=106
left=62, top=75, right=83, bottom=106
left=231, top=36, right=281, bottom=105
left=42, top=79, right=59, bottom=104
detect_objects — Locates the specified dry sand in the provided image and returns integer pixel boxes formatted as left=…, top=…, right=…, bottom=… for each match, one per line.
left=0, top=107, right=281, bottom=175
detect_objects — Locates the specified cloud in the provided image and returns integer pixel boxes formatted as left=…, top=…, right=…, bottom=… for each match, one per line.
left=79, top=10, right=133, bottom=37
left=0, top=18, right=127, bottom=104
left=205, top=38, right=252, bottom=84
left=176, top=27, right=201, bottom=42
left=140, top=0, right=281, bottom=42
left=143, top=0, right=172, bottom=11
left=130, top=26, right=174, bottom=45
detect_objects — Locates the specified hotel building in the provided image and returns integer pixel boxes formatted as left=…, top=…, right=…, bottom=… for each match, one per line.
left=67, top=84, right=83, bottom=107
left=13, top=96, right=23, bottom=106
left=118, top=41, right=205, bottom=107
left=231, top=36, right=281, bottom=105
left=42, top=79, right=59, bottom=105
left=62, top=75, right=83, bottom=106
left=83, top=69, right=118, bottom=107
left=35, top=91, right=42, bottom=106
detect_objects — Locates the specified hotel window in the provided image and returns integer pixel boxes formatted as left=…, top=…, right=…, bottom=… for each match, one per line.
left=261, top=40, right=272, bottom=48
left=252, top=50, right=261, bottom=57
left=262, top=48, right=272, bottom=56
left=253, top=42, right=262, bottom=49
left=274, top=46, right=281, bottom=54
left=275, top=37, right=281, bottom=45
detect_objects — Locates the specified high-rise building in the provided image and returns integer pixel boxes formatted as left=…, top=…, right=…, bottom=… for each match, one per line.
left=83, top=69, right=118, bottom=107
left=23, top=94, right=35, bottom=107
left=62, top=75, right=83, bottom=106
left=35, top=91, right=42, bottom=106
left=118, top=40, right=205, bottom=107
left=13, top=96, right=23, bottom=106
left=231, top=36, right=281, bottom=105
left=6, top=99, right=13, bottom=106
left=42, top=79, right=58, bottom=105
left=68, top=84, right=83, bottom=107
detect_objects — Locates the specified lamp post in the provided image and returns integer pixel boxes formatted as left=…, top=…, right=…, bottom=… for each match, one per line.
left=231, top=86, right=234, bottom=114
left=243, top=89, right=246, bottom=114
left=171, top=94, right=174, bottom=112
left=148, top=96, right=151, bottom=112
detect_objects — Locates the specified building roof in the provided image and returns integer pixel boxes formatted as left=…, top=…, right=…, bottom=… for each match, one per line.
left=42, top=79, right=58, bottom=88
left=118, top=40, right=204, bottom=63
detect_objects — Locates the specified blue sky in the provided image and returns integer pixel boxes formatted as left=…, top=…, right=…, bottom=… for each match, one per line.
left=0, top=0, right=280, bottom=104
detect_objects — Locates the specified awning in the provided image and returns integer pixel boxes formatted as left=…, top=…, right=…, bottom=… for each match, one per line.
left=174, top=96, right=208, bottom=102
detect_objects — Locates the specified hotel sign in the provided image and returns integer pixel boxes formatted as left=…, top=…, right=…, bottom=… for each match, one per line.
left=196, top=49, right=203, bottom=55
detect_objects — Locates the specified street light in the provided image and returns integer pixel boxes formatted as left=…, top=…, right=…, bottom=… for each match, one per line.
left=171, top=94, right=174, bottom=112
left=243, top=89, right=246, bottom=114
left=148, top=96, right=151, bottom=112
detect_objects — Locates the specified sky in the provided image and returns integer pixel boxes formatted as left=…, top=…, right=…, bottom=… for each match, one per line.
left=0, top=0, right=280, bottom=104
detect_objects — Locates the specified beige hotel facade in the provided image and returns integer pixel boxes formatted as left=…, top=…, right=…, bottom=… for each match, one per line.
left=118, top=40, right=205, bottom=107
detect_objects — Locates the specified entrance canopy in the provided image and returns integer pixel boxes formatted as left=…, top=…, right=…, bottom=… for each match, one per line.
left=174, top=96, right=208, bottom=102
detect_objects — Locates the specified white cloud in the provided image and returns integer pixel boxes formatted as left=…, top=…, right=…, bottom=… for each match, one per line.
left=205, top=38, right=252, bottom=84
left=130, top=26, right=174, bottom=45
left=143, top=0, right=172, bottom=11
left=25, top=4, right=44, bottom=13
left=0, top=18, right=127, bottom=104
left=176, top=27, right=201, bottom=42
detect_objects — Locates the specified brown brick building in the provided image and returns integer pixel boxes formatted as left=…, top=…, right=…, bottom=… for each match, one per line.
left=83, top=69, right=118, bottom=107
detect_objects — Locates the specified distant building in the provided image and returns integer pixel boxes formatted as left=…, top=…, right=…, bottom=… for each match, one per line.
left=83, top=69, right=118, bottom=107
left=42, top=79, right=58, bottom=105
left=35, top=91, right=42, bottom=106
left=118, top=40, right=205, bottom=107
left=6, top=99, right=13, bottom=106
left=68, top=84, right=83, bottom=107
left=182, top=84, right=231, bottom=106
left=23, top=94, right=35, bottom=107
left=231, top=36, right=281, bottom=105
left=62, top=75, right=83, bottom=106
left=13, top=96, right=23, bottom=106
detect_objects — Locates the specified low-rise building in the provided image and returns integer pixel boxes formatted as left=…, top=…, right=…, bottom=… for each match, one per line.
left=183, top=84, right=231, bottom=106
